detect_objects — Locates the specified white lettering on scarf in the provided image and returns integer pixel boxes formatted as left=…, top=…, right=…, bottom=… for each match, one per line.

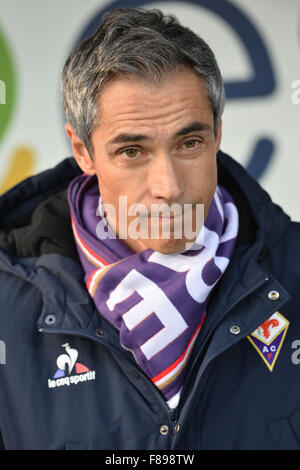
left=106, top=269, right=188, bottom=359
left=148, top=202, right=238, bottom=303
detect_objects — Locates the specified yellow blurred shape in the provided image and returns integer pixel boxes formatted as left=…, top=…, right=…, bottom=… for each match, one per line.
left=0, top=146, right=37, bottom=195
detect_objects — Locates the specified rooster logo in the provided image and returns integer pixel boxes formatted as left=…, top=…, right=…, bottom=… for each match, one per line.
left=53, top=343, right=90, bottom=378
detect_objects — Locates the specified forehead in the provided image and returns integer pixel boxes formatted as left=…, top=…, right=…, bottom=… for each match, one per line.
left=96, top=68, right=214, bottom=137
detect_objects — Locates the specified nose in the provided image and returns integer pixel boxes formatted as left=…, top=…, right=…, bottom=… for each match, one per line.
left=148, top=153, right=184, bottom=203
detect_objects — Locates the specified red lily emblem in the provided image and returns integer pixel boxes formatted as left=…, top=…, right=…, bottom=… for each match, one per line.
left=260, top=318, right=279, bottom=339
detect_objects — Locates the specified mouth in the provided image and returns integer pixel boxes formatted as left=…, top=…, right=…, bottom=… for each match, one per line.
left=140, top=205, right=196, bottom=219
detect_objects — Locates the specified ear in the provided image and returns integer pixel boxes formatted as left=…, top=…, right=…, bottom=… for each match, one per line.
left=215, top=117, right=222, bottom=154
left=215, top=100, right=225, bottom=154
left=65, top=122, right=96, bottom=175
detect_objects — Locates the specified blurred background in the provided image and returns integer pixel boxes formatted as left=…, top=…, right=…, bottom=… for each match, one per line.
left=0, top=0, right=299, bottom=219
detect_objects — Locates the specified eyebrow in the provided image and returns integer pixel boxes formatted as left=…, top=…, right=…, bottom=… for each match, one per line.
left=174, top=121, right=212, bottom=137
left=106, top=121, right=212, bottom=147
left=107, top=133, right=150, bottom=145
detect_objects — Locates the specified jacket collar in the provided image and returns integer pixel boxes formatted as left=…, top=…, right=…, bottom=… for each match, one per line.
left=217, top=151, right=290, bottom=251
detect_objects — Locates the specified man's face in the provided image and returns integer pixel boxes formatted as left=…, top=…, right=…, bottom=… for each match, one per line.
left=69, top=67, right=222, bottom=254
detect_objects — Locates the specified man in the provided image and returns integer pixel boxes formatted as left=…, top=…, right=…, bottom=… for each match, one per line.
left=0, top=8, right=299, bottom=450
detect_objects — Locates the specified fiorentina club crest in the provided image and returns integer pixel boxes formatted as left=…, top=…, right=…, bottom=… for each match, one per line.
left=247, top=311, right=289, bottom=371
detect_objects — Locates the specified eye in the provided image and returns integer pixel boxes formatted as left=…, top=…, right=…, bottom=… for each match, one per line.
left=122, top=148, right=140, bottom=158
left=183, top=139, right=200, bottom=149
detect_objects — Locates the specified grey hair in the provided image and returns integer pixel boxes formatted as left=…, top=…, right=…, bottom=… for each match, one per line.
left=61, top=8, right=225, bottom=158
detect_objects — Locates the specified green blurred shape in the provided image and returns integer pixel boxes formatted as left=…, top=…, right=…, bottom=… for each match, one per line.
left=0, top=26, right=16, bottom=143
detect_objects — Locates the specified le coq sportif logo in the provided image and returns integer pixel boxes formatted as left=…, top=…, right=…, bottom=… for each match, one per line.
left=48, top=343, right=96, bottom=388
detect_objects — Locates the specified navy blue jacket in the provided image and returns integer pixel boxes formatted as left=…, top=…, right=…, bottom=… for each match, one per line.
left=0, top=151, right=300, bottom=450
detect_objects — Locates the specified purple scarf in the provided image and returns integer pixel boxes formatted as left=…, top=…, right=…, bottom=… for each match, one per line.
left=68, top=174, right=239, bottom=408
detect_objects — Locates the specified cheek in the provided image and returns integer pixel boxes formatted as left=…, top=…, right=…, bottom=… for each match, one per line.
left=95, top=168, right=141, bottom=211
left=188, top=158, right=217, bottom=200
left=94, top=169, right=119, bottom=204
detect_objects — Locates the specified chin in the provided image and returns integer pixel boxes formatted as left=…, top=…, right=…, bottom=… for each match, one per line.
left=145, top=237, right=195, bottom=254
